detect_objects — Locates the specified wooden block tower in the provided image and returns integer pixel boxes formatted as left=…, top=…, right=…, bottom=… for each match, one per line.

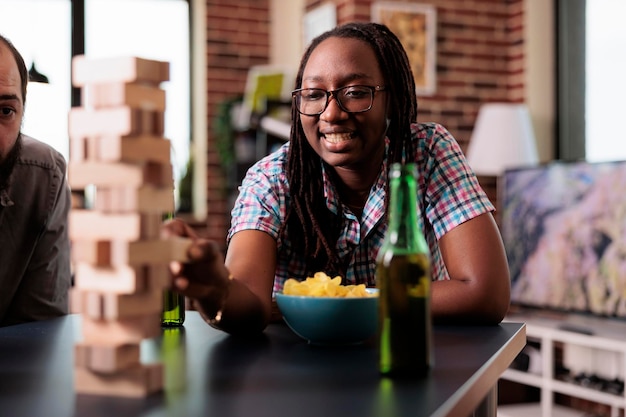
left=68, top=56, right=189, bottom=397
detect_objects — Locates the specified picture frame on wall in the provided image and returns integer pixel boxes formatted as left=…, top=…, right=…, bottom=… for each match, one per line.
left=303, top=3, right=337, bottom=49
left=371, top=2, right=437, bottom=96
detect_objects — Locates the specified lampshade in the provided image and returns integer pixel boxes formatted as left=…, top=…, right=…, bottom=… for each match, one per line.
left=466, top=103, right=538, bottom=176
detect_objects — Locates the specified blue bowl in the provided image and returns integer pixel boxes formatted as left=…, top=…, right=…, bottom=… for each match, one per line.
left=275, top=288, right=379, bottom=345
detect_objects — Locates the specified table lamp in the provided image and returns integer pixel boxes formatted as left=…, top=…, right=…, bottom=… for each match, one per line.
left=466, top=103, right=539, bottom=176
left=28, top=62, right=49, bottom=84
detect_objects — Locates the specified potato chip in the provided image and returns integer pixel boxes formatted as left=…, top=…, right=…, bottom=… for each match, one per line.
left=282, top=272, right=375, bottom=298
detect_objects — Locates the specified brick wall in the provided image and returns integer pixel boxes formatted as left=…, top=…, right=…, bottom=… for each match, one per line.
left=205, top=0, right=270, bottom=242
left=204, top=0, right=526, bottom=242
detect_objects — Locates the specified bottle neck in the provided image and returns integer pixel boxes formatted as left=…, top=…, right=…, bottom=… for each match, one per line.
left=387, top=163, right=426, bottom=253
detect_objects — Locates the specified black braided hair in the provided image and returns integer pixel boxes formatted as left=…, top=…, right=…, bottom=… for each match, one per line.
left=280, top=22, right=418, bottom=279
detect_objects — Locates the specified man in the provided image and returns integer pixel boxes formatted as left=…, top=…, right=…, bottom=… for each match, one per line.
left=0, top=34, right=71, bottom=326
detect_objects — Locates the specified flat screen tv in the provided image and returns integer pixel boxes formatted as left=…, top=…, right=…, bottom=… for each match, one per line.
left=500, top=160, right=626, bottom=318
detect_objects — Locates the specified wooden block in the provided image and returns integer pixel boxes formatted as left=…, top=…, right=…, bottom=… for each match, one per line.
left=68, top=107, right=132, bottom=138
left=70, top=210, right=142, bottom=241
left=73, top=263, right=168, bottom=294
left=75, top=342, right=140, bottom=373
left=71, top=240, right=108, bottom=266
left=95, top=186, right=174, bottom=213
left=73, top=263, right=148, bottom=294
left=72, top=240, right=112, bottom=267
left=71, top=190, right=86, bottom=208
left=72, top=241, right=104, bottom=266
left=149, top=111, right=165, bottom=136
left=70, top=136, right=88, bottom=162
left=74, top=289, right=163, bottom=320
left=119, top=237, right=191, bottom=265
left=69, top=287, right=82, bottom=314
left=69, top=135, right=172, bottom=164
left=74, top=363, right=163, bottom=397
left=70, top=210, right=163, bottom=240
left=85, top=82, right=166, bottom=111
left=72, top=55, right=169, bottom=87
left=100, top=135, right=172, bottom=164
left=102, top=290, right=164, bottom=319
left=68, top=107, right=164, bottom=139
left=81, top=313, right=163, bottom=345
left=140, top=212, right=165, bottom=240
left=72, top=237, right=191, bottom=267
left=68, top=161, right=173, bottom=189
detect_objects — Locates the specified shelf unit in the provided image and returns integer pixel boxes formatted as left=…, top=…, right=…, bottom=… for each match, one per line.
left=221, top=98, right=290, bottom=211
left=498, top=311, right=626, bottom=417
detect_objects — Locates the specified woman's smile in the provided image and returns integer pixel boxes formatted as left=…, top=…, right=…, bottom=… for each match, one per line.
left=323, top=131, right=354, bottom=144
left=300, top=36, right=388, bottom=169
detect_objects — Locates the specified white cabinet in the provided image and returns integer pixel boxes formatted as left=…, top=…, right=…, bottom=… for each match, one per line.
left=498, top=311, right=626, bottom=417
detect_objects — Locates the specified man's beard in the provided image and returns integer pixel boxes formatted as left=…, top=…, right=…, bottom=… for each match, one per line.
left=0, top=133, right=23, bottom=193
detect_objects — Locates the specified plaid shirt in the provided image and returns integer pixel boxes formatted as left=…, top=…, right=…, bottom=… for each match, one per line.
left=228, top=122, right=494, bottom=293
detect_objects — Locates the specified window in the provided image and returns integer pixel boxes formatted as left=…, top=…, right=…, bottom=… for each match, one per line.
left=0, top=0, right=72, bottom=159
left=0, top=0, right=192, bottom=210
left=558, top=0, right=626, bottom=162
left=585, top=0, right=626, bottom=162
left=85, top=0, right=190, bottom=196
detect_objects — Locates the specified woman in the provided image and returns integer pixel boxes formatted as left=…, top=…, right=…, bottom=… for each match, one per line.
left=164, top=22, right=511, bottom=335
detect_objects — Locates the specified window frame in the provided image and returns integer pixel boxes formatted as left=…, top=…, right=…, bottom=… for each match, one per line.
left=71, top=0, right=206, bottom=219
left=556, top=0, right=586, bottom=161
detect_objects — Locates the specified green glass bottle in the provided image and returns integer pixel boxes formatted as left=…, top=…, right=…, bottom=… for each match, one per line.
left=162, top=290, right=186, bottom=327
left=161, top=212, right=185, bottom=327
left=161, top=327, right=187, bottom=392
left=376, top=162, right=433, bottom=377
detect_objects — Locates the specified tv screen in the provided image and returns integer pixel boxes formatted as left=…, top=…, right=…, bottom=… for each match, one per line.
left=500, top=160, right=626, bottom=318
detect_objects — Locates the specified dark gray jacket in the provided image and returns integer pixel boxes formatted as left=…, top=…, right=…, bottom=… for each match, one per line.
left=0, top=134, right=71, bottom=326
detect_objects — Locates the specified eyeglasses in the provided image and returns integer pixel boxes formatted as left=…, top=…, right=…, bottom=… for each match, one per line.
left=292, top=85, right=386, bottom=116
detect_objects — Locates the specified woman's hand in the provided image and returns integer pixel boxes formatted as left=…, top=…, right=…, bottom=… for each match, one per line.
left=161, top=220, right=277, bottom=334
left=161, top=218, right=232, bottom=318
